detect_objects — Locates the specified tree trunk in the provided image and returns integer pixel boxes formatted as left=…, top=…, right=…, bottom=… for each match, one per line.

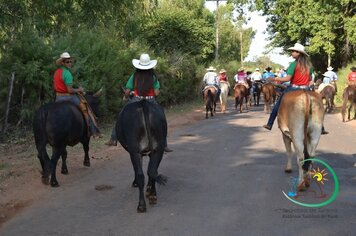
left=1, top=72, right=15, bottom=136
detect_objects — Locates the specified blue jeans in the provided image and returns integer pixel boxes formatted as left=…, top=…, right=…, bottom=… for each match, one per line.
left=266, top=86, right=310, bottom=128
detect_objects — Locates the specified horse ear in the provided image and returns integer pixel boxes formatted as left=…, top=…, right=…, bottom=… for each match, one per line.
left=93, top=88, right=103, bottom=97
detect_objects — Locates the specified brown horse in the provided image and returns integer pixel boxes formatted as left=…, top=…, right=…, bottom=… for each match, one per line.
left=234, top=84, right=250, bottom=113
left=314, top=79, right=336, bottom=113
left=341, top=85, right=356, bottom=122
left=203, top=86, right=217, bottom=119
left=261, top=82, right=276, bottom=114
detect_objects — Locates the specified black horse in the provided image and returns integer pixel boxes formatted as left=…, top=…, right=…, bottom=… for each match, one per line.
left=253, top=81, right=263, bottom=106
left=33, top=91, right=101, bottom=187
left=116, top=99, right=167, bottom=213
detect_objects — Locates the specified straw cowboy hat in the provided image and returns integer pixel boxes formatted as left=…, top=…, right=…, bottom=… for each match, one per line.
left=287, top=43, right=309, bottom=56
left=206, top=66, right=216, bottom=71
left=219, top=69, right=226, bottom=74
left=132, top=53, right=157, bottom=70
left=238, top=67, right=245, bottom=72
left=56, top=52, right=72, bottom=66
left=327, top=66, right=334, bottom=71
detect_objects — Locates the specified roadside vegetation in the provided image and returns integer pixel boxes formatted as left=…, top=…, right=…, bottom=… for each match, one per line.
left=0, top=0, right=355, bottom=142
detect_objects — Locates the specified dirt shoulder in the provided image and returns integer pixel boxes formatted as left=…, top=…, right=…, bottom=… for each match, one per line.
left=0, top=104, right=204, bottom=227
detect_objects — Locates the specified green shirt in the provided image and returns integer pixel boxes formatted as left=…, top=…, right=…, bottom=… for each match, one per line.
left=61, top=66, right=74, bottom=86
left=125, top=74, right=160, bottom=90
left=287, top=61, right=313, bottom=77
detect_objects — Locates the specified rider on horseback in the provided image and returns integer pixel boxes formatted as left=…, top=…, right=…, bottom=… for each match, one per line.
left=54, top=52, right=101, bottom=138
left=234, top=68, right=249, bottom=89
left=105, top=53, right=172, bottom=152
left=251, top=68, right=262, bottom=95
left=319, top=66, right=338, bottom=92
left=202, top=66, right=220, bottom=98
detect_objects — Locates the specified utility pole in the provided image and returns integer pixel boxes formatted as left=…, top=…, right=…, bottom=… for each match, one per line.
left=206, top=0, right=227, bottom=61
left=240, top=31, right=243, bottom=66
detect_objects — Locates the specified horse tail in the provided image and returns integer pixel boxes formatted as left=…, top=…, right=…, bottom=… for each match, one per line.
left=302, top=92, right=311, bottom=171
left=33, top=104, right=49, bottom=151
left=141, top=100, right=153, bottom=152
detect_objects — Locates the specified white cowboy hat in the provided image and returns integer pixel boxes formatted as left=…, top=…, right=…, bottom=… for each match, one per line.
left=327, top=66, right=333, bottom=71
left=206, top=66, right=216, bottom=71
left=255, top=68, right=260, bottom=71
left=287, top=43, right=309, bottom=56
left=132, top=53, right=157, bottom=70
left=219, top=69, right=226, bottom=74
left=56, top=52, right=72, bottom=66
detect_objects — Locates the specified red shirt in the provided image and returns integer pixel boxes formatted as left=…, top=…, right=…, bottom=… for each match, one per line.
left=348, top=72, right=356, bottom=82
left=290, top=63, right=310, bottom=86
left=53, top=68, right=68, bottom=93
left=219, top=74, right=227, bottom=82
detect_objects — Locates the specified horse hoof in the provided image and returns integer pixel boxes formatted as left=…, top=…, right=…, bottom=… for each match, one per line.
left=284, top=169, right=292, bottom=173
left=132, top=181, right=138, bottom=188
left=137, top=205, right=147, bottom=213
left=148, top=195, right=157, bottom=205
left=298, top=184, right=307, bottom=192
left=51, top=181, right=60, bottom=187
left=83, top=161, right=90, bottom=167
left=41, top=177, right=50, bottom=185
left=61, top=169, right=69, bottom=175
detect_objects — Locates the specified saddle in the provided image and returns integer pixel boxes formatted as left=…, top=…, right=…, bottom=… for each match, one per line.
left=316, top=83, right=334, bottom=93
left=77, top=93, right=100, bottom=137
left=234, top=82, right=249, bottom=90
left=203, top=85, right=218, bottom=93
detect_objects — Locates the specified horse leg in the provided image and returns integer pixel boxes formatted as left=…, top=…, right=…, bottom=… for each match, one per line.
left=61, top=148, right=69, bottom=175
left=341, top=96, right=347, bottom=122
left=282, top=133, right=293, bottom=173
left=37, top=148, right=52, bottom=185
left=82, top=136, right=91, bottom=167
left=130, top=152, right=146, bottom=212
left=235, top=97, right=238, bottom=110
left=50, top=147, right=64, bottom=187
left=239, top=99, right=243, bottom=113
left=146, top=150, right=166, bottom=205
left=246, top=96, right=250, bottom=111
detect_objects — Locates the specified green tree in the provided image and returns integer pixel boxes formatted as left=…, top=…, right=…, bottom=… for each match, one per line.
left=255, top=0, right=356, bottom=71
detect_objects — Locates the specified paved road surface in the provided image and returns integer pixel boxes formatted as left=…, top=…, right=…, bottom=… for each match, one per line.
left=1, top=102, right=355, bottom=235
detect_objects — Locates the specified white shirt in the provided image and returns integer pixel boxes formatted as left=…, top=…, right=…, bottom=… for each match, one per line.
left=323, top=71, right=338, bottom=81
left=250, top=71, right=262, bottom=82
left=203, top=71, right=218, bottom=85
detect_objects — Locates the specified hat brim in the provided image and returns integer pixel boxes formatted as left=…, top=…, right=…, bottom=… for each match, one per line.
left=55, top=57, right=72, bottom=66
left=132, top=59, right=157, bottom=70
left=287, top=47, right=309, bottom=56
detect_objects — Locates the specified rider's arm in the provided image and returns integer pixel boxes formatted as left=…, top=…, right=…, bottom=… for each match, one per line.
left=62, top=69, right=83, bottom=94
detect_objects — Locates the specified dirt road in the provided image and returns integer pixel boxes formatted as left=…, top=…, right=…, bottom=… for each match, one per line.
left=1, top=101, right=355, bottom=235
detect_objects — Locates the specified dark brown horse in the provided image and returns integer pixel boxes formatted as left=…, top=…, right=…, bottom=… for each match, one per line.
left=261, top=82, right=276, bottom=114
left=341, top=85, right=356, bottom=122
left=252, top=81, right=263, bottom=106
left=234, top=84, right=250, bottom=113
left=203, top=86, right=217, bottom=119
left=314, top=79, right=336, bottom=113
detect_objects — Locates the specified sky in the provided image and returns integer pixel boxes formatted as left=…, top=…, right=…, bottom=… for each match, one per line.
left=204, top=1, right=292, bottom=67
